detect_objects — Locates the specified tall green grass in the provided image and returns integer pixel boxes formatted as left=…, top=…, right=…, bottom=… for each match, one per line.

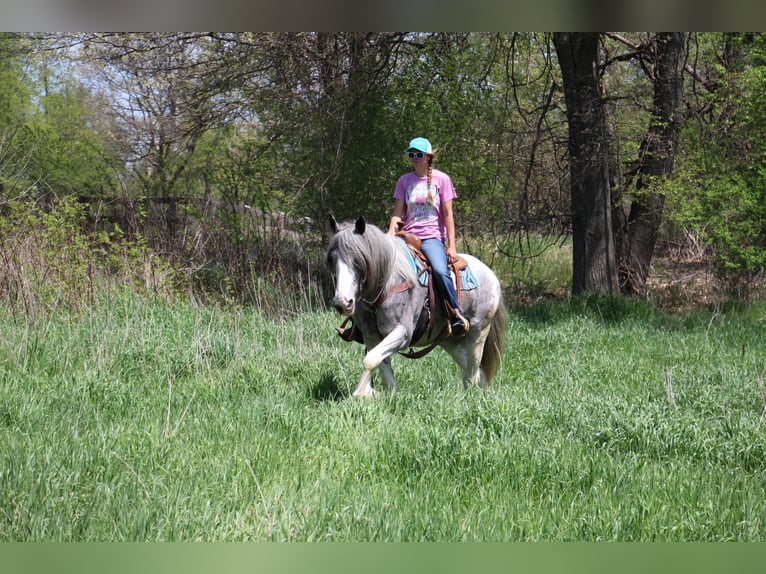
left=1, top=292, right=765, bottom=540
left=465, top=232, right=572, bottom=299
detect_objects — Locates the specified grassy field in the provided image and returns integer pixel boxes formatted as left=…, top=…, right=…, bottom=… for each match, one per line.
left=1, top=291, right=765, bottom=541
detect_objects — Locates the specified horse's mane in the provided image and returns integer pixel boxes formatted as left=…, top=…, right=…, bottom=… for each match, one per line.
left=328, top=220, right=417, bottom=302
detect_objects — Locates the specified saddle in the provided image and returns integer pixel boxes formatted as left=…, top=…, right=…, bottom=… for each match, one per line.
left=395, top=230, right=468, bottom=301
left=396, top=231, right=468, bottom=348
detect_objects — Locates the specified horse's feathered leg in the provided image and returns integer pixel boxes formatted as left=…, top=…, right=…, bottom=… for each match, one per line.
left=353, top=325, right=408, bottom=398
left=378, top=357, right=399, bottom=393
left=466, top=324, right=493, bottom=388
left=442, top=323, right=492, bottom=388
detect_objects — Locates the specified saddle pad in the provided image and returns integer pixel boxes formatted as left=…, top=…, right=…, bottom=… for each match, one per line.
left=399, top=240, right=479, bottom=291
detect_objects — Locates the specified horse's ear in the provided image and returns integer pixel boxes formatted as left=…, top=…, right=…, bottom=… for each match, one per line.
left=329, top=214, right=339, bottom=234
left=354, top=216, right=366, bottom=235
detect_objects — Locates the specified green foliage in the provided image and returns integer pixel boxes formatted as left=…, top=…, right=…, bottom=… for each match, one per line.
left=0, top=38, right=120, bottom=203
left=25, top=79, right=120, bottom=196
left=0, top=34, right=35, bottom=195
left=674, top=169, right=766, bottom=278
left=4, top=32, right=766, bottom=307
left=669, top=33, right=766, bottom=284
left=1, top=294, right=765, bottom=540
left=0, top=197, right=173, bottom=315
left=250, top=33, right=556, bottom=234
left=0, top=36, right=30, bottom=124
left=387, top=33, right=556, bottom=235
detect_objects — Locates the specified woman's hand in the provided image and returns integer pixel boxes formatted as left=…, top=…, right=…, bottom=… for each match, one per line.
left=447, top=245, right=458, bottom=264
left=387, top=216, right=402, bottom=235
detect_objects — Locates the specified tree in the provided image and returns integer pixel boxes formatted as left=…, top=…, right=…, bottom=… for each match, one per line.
left=611, top=33, right=686, bottom=295
left=70, top=34, right=241, bottom=242
left=0, top=33, right=35, bottom=199
left=553, top=32, right=619, bottom=295
left=1, top=34, right=119, bottom=202
left=554, top=33, right=687, bottom=297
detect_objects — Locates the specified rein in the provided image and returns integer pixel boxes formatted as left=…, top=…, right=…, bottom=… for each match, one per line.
left=364, top=279, right=415, bottom=308
left=337, top=278, right=414, bottom=344
left=398, top=324, right=450, bottom=359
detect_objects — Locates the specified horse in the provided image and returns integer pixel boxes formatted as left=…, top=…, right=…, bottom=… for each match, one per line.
left=327, top=216, right=507, bottom=398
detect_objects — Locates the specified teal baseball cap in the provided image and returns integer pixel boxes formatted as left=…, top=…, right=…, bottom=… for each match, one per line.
left=407, top=137, right=433, bottom=155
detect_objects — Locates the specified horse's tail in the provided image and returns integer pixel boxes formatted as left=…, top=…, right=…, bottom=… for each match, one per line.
left=481, top=295, right=508, bottom=383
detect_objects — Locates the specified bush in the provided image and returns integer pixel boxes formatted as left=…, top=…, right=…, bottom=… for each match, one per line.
left=669, top=167, right=766, bottom=289
left=0, top=197, right=172, bottom=315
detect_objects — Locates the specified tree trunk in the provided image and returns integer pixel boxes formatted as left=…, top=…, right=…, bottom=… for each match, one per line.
left=618, top=33, right=685, bottom=295
left=553, top=33, right=619, bottom=295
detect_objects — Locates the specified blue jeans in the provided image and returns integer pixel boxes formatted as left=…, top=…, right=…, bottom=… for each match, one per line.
left=420, top=238, right=461, bottom=312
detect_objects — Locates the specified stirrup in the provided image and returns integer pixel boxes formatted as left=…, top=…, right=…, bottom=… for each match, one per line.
left=449, top=311, right=469, bottom=337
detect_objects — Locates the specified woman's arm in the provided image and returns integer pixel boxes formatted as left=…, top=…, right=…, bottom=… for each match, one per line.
left=387, top=199, right=406, bottom=234
left=442, top=199, right=458, bottom=261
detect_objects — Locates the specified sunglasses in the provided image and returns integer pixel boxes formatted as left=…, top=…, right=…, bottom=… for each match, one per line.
left=407, top=151, right=425, bottom=159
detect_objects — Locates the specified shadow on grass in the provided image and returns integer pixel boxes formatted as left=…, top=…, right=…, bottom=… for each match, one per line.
left=311, top=372, right=349, bottom=402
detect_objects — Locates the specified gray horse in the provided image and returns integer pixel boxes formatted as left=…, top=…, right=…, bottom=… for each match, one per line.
left=327, top=217, right=507, bottom=397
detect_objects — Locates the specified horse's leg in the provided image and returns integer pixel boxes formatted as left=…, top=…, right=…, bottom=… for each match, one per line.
left=444, top=324, right=491, bottom=388
left=353, top=325, right=408, bottom=398
left=378, top=357, right=399, bottom=393
left=468, top=324, right=494, bottom=387
left=441, top=342, right=474, bottom=388
left=461, top=346, right=482, bottom=388
left=468, top=323, right=495, bottom=387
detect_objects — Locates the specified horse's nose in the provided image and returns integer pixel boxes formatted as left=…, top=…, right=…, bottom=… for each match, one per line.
left=333, top=296, right=354, bottom=315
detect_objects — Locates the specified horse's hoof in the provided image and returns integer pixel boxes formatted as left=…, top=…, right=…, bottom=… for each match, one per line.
left=352, top=387, right=379, bottom=399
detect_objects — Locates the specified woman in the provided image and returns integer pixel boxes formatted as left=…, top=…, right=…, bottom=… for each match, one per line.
left=387, top=137, right=470, bottom=336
